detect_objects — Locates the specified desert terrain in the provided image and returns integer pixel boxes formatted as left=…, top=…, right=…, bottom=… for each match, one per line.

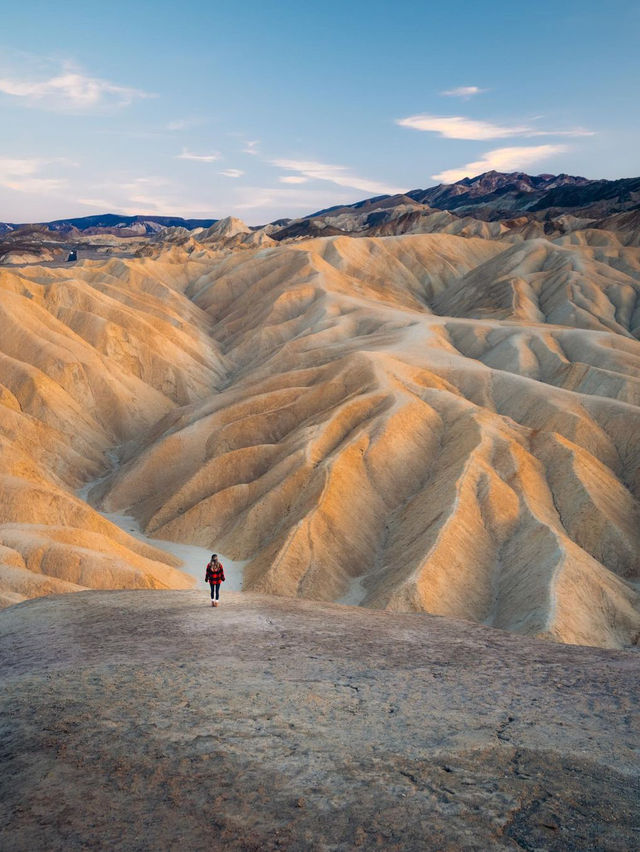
left=1, top=172, right=640, bottom=849
left=1, top=590, right=638, bottom=851
left=1, top=172, right=640, bottom=649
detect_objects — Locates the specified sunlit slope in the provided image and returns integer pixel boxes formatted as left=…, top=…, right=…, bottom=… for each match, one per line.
left=85, top=232, right=640, bottom=648
left=1, top=226, right=638, bottom=646
left=0, top=251, right=229, bottom=603
left=434, top=235, right=640, bottom=335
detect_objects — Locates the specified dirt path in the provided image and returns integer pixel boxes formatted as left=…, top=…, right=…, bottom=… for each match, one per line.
left=77, top=469, right=245, bottom=591
left=94, top=506, right=245, bottom=590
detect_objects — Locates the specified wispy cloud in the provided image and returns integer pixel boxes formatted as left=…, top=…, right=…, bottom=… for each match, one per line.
left=0, top=62, right=151, bottom=111
left=219, top=169, right=244, bottom=178
left=432, top=144, right=570, bottom=183
left=76, top=196, right=118, bottom=210
left=76, top=178, right=352, bottom=223
left=234, top=186, right=353, bottom=213
left=440, top=86, right=487, bottom=98
left=166, top=117, right=205, bottom=131
left=78, top=179, right=350, bottom=221
left=279, top=175, right=308, bottom=184
left=396, top=113, right=593, bottom=140
left=0, top=158, right=66, bottom=193
left=271, top=158, right=403, bottom=195
left=176, top=149, right=221, bottom=163
left=77, top=177, right=215, bottom=217
left=243, top=140, right=261, bottom=156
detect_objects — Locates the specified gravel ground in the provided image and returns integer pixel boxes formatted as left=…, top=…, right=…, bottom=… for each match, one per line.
left=1, top=590, right=638, bottom=851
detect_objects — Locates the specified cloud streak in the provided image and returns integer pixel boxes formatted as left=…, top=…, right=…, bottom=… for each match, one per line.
left=396, top=113, right=594, bottom=140
left=0, top=64, right=151, bottom=111
left=76, top=177, right=215, bottom=217
left=176, top=149, right=221, bottom=163
left=233, top=186, right=354, bottom=213
left=271, top=158, right=403, bottom=195
left=0, top=158, right=66, bottom=193
left=431, top=145, right=570, bottom=183
left=219, top=169, right=244, bottom=178
left=166, top=117, right=205, bottom=131
left=440, top=86, right=487, bottom=98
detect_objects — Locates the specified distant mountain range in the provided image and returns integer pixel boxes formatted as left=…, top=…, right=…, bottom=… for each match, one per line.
left=1, top=171, right=639, bottom=244
left=294, top=170, right=639, bottom=226
left=0, top=214, right=218, bottom=237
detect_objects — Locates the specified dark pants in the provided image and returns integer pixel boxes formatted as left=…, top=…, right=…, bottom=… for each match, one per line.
left=210, top=582, right=220, bottom=600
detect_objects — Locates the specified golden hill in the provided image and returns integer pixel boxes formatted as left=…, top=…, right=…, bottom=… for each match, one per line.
left=1, top=224, right=639, bottom=647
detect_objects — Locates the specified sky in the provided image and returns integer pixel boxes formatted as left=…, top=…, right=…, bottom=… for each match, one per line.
left=1, top=0, right=638, bottom=224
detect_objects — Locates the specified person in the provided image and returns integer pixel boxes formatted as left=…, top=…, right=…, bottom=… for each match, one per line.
left=205, top=554, right=225, bottom=607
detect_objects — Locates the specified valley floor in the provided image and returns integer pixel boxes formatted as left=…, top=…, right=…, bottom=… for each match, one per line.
left=1, top=591, right=638, bottom=851
left=88, top=501, right=245, bottom=590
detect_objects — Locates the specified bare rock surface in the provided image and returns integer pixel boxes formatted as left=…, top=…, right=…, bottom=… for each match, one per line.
left=1, top=590, right=638, bottom=851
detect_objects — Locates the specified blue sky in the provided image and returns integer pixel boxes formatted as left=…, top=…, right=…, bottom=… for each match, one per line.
left=1, top=0, right=638, bottom=224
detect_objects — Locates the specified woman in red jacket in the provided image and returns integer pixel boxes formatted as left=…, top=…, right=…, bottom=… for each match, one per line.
left=205, top=554, right=225, bottom=607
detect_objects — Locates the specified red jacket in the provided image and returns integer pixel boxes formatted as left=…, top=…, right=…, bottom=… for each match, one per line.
left=205, top=561, right=225, bottom=584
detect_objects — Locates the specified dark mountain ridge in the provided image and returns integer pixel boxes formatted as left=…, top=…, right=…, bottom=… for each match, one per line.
left=304, top=171, right=639, bottom=223
left=46, top=213, right=219, bottom=233
left=407, top=171, right=640, bottom=219
left=0, top=213, right=218, bottom=236
left=269, top=171, right=640, bottom=241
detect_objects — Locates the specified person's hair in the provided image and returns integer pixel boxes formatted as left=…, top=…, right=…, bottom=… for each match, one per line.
left=212, top=553, right=217, bottom=559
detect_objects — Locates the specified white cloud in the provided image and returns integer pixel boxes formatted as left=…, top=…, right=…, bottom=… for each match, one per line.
left=76, top=196, right=117, bottom=210
left=0, top=64, right=151, bottom=111
left=0, top=158, right=65, bottom=193
left=164, top=115, right=206, bottom=131
left=243, top=140, right=261, bottom=155
left=279, top=175, right=308, bottom=184
left=440, top=86, right=487, bottom=98
left=396, top=113, right=594, bottom=140
left=398, top=114, right=530, bottom=140
left=234, top=186, right=353, bottom=213
left=431, top=145, right=570, bottom=183
left=75, top=179, right=352, bottom=223
left=527, top=128, right=593, bottom=138
left=76, top=178, right=215, bottom=217
left=271, top=158, right=403, bottom=195
left=219, top=169, right=244, bottom=178
left=176, top=149, right=221, bottom=163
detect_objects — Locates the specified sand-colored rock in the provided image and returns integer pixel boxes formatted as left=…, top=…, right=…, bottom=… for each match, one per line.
left=1, top=591, right=638, bottom=850
left=0, top=250, right=228, bottom=598
left=0, top=222, right=639, bottom=647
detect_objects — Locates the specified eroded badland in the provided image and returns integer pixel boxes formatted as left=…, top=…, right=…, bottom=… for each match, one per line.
left=2, top=188, right=640, bottom=648
left=1, top=173, right=640, bottom=850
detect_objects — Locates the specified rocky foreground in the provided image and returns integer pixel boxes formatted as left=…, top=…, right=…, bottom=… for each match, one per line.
left=1, top=591, right=638, bottom=851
